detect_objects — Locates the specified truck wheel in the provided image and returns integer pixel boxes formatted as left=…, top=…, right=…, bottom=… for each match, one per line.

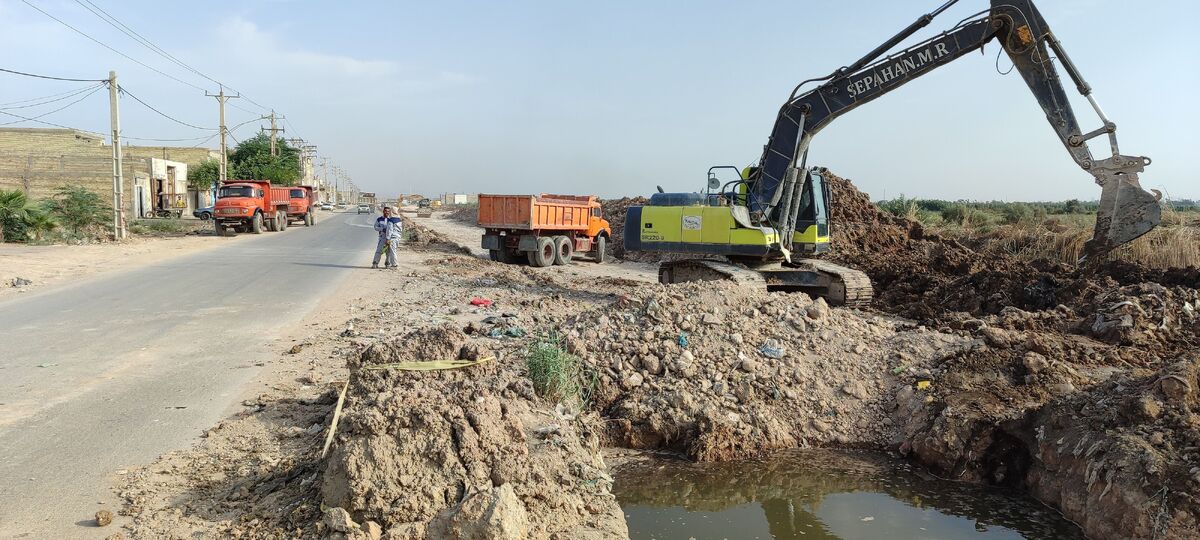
left=553, top=236, right=573, bottom=265
left=214, top=221, right=226, bottom=237
left=527, top=236, right=556, bottom=267
left=594, top=236, right=607, bottom=263
left=305, top=212, right=314, bottom=226
left=251, top=212, right=264, bottom=234
left=276, top=211, right=288, bottom=231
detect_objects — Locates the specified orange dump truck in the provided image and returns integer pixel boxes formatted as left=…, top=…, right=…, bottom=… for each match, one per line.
left=286, top=186, right=318, bottom=226
left=213, top=180, right=292, bottom=235
left=478, top=194, right=611, bottom=266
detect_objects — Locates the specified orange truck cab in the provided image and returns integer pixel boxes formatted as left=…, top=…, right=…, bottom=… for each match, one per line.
left=286, top=186, right=318, bottom=227
left=477, top=194, right=611, bottom=266
left=213, top=180, right=291, bottom=236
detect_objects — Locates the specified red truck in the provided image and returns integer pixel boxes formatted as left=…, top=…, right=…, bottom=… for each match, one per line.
left=286, top=186, right=317, bottom=227
left=213, top=180, right=291, bottom=236
left=478, top=194, right=611, bottom=266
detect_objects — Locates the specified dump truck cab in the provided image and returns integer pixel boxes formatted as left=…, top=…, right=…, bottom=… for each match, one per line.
left=287, top=186, right=317, bottom=226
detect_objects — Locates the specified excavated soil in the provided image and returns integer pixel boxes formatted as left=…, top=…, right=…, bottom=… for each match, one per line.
left=120, top=187, right=1199, bottom=539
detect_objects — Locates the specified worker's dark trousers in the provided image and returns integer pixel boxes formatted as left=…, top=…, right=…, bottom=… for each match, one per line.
left=373, top=237, right=399, bottom=267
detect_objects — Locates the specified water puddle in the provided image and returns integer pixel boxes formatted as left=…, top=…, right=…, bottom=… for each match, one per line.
left=612, top=449, right=1083, bottom=539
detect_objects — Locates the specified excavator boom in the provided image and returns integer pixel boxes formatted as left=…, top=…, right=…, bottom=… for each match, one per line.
left=749, top=0, right=1160, bottom=261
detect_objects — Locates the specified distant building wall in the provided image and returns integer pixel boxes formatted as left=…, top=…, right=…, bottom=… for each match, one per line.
left=0, top=128, right=216, bottom=218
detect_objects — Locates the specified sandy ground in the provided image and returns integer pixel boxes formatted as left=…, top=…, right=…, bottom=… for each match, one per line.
left=0, top=233, right=238, bottom=299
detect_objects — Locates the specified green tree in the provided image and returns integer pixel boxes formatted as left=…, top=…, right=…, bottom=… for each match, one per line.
left=0, top=189, right=33, bottom=242
left=188, top=158, right=221, bottom=191
left=228, top=134, right=301, bottom=185
left=46, top=185, right=107, bottom=235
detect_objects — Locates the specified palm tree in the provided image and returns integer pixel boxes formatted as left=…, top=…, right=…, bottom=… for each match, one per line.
left=0, top=189, right=32, bottom=243
left=23, top=208, right=58, bottom=242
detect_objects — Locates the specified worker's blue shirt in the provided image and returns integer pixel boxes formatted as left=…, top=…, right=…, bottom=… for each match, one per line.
left=375, top=216, right=403, bottom=240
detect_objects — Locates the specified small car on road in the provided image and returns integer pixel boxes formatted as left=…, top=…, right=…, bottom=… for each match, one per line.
left=357, top=203, right=372, bottom=214
left=193, top=205, right=214, bottom=220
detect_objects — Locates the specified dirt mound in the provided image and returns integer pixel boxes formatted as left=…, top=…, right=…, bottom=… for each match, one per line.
left=321, top=325, right=627, bottom=539
left=894, top=327, right=1200, bottom=539
left=558, top=281, right=974, bottom=461
left=446, top=206, right=476, bottom=224
left=601, top=197, right=649, bottom=261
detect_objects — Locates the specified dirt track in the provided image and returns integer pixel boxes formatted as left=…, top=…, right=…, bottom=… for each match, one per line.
left=117, top=198, right=1199, bottom=539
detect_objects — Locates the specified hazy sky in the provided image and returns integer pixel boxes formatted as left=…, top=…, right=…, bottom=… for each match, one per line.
left=1, top=0, right=1196, bottom=201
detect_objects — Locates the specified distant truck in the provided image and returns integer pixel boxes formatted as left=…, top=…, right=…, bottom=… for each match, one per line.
left=478, top=194, right=611, bottom=266
left=212, top=180, right=291, bottom=236
left=416, top=198, right=433, bottom=218
left=286, top=186, right=318, bottom=226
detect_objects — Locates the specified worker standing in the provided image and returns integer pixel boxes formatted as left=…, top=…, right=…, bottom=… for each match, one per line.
left=372, top=206, right=403, bottom=269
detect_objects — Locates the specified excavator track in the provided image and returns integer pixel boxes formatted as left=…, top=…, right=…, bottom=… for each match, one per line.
left=659, top=258, right=873, bottom=308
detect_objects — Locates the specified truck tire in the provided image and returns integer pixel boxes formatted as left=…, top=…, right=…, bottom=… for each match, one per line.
left=553, top=236, right=573, bottom=265
left=251, top=212, right=264, bottom=234
left=527, top=236, right=556, bottom=267
left=278, top=211, right=288, bottom=231
left=594, top=235, right=607, bottom=263
left=304, top=212, right=314, bottom=226
left=214, top=221, right=226, bottom=237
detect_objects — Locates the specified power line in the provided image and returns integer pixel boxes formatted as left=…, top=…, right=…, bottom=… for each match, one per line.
left=120, top=134, right=215, bottom=143
left=117, top=85, right=215, bottom=131
left=0, top=83, right=106, bottom=110
left=0, top=66, right=106, bottom=82
left=70, top=0, right=273, bottom=114
left=21, top=0, right=207, bottom=92
left=0, top=84, right=105, bottom=126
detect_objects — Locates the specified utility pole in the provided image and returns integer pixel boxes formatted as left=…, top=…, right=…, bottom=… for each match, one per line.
left=107, top=70, right=126, bottom=240
left=321, top=157, right=329, bottom=203
left=206, top=86, right=239, bottom=184
left=262, top=110, right=285, bottom=157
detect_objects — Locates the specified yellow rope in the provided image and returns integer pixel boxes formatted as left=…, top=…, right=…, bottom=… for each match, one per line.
left=361, top=356, right=495, bottom=371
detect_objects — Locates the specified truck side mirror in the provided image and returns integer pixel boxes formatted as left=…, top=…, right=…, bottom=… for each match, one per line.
left=707, top=177, right=720, bottom=190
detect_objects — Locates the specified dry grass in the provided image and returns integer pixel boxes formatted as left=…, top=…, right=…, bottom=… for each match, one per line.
left=937, top=207, right=1199, bottom=269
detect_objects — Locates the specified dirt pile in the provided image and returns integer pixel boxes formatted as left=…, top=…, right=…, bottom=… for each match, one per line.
left=600, top=197, right=650, bottom=261
left=446, top=206, right=476, bottom=224
left=320, top=324, right=627, bottom=539
left=557, top=280, right=973, bottom=461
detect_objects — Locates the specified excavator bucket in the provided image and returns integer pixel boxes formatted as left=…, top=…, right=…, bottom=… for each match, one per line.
left=1082, top=156, right=1161, bottom=261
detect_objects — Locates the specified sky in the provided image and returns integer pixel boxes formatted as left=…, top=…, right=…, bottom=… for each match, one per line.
left=0, top=0, right=1196, bottom=201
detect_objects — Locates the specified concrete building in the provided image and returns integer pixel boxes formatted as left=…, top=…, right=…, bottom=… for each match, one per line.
left=0, top=127, right=218, bottom=219
left=442, top=193, right=478, bottom=206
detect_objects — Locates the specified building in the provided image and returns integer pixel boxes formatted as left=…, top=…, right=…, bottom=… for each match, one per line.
left=442, top=193, right=478, bottom=206
left=0, top=127, right=218, bottom=219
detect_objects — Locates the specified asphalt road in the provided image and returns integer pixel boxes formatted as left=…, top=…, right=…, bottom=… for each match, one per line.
left=0, top=211, right=378, bottom=538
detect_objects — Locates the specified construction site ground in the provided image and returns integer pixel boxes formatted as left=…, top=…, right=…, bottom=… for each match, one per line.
left=115, top=187, right=1199, bottom=540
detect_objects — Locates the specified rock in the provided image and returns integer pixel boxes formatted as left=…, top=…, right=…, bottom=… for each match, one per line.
left=325, top=507, right=359, bottom=533
left=841, top=381, right=869, bottom=400
left=810, top=418, right=831, bottom=433
left=104, top=534, right=123, bottom=540
left=430, top=484, right=529, bottom=540
left=287, top=343, right=305, bottom=354
left=385, top=523, right=426, bottom=540
left=364, top=520, right=383, bottom=540
left=730, top=333, right=744, bottom=345
left=622, top=372, right=644, bottom=389
left=11, top=277, right=31, bottom=288
left=1136, top=396, right=1163, bottom=421
left=739, top=358, right=758, bottom=373
left=806, top=298, right=830, bottom=320
left=641, top=355, right=662, bottom=375
left=95, top=509, right=113, bottom=527
left=702, top=313, right=720, bottom=325
left=981, top=327, right=1016, bottom=348
left=1050, top=381, right=1076, bottom=396
left=1158, top=375, right=1192, bottom=402
left=1022, top=352, right=1049, bottom=374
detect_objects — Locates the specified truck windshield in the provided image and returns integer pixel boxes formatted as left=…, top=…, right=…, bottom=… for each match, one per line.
left=290, top=189, right=306, bottom=198
left=218, top=186, right=254, bottom=199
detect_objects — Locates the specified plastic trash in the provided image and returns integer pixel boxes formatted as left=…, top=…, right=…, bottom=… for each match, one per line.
left=469, top=297, right=493, bottom=307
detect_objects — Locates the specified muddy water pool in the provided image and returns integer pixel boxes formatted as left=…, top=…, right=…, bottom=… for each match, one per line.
left=612, top=449, right=1084, bottom=540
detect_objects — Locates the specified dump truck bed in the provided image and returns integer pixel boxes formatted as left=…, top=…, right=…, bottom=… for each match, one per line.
left=477, top=194, right=596, bottom=231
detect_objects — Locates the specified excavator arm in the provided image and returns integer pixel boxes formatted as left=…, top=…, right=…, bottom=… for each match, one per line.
left=749, top=0, right=1160, bottom=261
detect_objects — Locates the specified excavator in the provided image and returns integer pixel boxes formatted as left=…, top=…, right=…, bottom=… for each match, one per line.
left=623, top=0, right=1162, bottom=307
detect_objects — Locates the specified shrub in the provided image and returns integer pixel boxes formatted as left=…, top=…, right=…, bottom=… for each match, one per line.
left=45, top=185, right=107, bottom=236
left=525, top=333, right=593, bottom=405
